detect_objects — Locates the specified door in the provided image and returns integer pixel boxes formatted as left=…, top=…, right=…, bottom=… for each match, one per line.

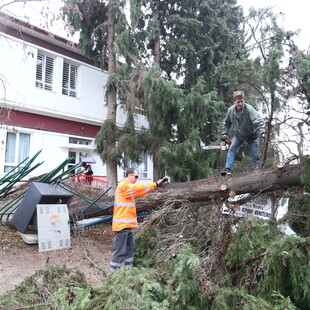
left=68, top=151, right=88, bottom=173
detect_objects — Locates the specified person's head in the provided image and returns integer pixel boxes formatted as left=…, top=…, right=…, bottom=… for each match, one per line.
left=81, top=162, right=87, bottom=167
left=125, top=168, right=139, bottom=184
left=233, top=91, right=245, bottom=111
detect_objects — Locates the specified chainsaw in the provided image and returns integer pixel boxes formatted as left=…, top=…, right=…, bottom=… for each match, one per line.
left=202, top=137, right=232, bottom=151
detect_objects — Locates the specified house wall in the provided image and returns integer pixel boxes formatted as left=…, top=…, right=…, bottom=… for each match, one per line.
left=0, top=16, right=153, bottom=186
left=0, top=33, right=107, bottom=124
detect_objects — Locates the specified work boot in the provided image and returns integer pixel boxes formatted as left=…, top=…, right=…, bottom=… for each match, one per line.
left=225, top=168, right=232, bottom=174
left=221, top=168, right=231, bottom=176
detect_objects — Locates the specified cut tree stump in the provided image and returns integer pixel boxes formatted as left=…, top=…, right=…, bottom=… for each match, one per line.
left=69, top=163, right=303, bottom=219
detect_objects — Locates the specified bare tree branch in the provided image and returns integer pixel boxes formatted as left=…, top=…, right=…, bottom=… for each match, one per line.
left=0, top=0, right=48, bottom=10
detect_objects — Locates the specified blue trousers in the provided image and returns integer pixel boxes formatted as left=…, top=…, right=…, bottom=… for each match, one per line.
left=225, top=135, right=260, bottom=170
left=109, top=228, right=136, bottom=271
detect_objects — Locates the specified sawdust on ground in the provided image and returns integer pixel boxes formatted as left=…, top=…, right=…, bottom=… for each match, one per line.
left=0, top=223, right=113, bottom=296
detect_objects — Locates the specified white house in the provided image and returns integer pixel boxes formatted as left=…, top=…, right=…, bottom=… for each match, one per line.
left=0, top=13, right=153, bottom=184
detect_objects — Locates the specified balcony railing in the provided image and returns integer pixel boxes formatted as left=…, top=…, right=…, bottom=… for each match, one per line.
left=73, top=175, right=108, bottom=190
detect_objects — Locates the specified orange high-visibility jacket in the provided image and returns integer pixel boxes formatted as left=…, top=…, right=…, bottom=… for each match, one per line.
left=112, top=179, right=157, bottom=231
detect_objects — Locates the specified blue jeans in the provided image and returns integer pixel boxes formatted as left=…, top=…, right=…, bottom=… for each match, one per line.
left=109, top=228, right=136, bottom=271
left=225, top=136, right=260, bottom=170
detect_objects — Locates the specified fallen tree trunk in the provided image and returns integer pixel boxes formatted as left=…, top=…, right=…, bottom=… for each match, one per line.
left=70, top=163, right=303, bottom=219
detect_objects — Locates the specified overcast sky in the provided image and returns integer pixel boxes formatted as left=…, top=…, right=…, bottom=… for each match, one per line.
left=1, top=0, right=309, bottom=50
left=238, top=0, right=310, bottom=50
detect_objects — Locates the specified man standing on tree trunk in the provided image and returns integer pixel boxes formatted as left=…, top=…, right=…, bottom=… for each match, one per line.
left=109, top=168, right=168, bottom=271
left=222, top=91, right=265, bottom=174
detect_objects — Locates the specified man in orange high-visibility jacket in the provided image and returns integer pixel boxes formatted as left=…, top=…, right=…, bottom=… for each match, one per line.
left=109, top=168, right=168, bottom=271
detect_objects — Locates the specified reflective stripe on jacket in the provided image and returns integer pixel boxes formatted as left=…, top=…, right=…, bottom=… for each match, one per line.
left=112, top=179, right=157, bottom=231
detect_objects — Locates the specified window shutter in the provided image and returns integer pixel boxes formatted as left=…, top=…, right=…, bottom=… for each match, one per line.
left=70, top=65, right=77, bottom=96
left=35, top=54, right=44, bottom=88
left=62, top=62, right=69, bottom=95
left=62, top=62, right=78, bottom=97
left=44, top=56, right=54, bottom=91
left=35, top=53, right=54, bottom=91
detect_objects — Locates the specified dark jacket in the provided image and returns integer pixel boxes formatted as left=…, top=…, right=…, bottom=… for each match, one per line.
left=222, top=103, right=265, bottom=141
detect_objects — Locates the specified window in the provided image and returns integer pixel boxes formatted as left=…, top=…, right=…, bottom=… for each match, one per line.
left=62, top=62, right=78, bottom=97
left=69, top=137, right=91, bottom=145
left=4, top=132, right=30, bottom=172
left=123, top=152, right=148, bottom=178
left=66, top=151, right=90, bottom=173
left=78, top=152, right=88, bottom=163
left=133, top=100, right=147, bottom=116
left=67, top=151, right=77, bottom=172
left=35, top=53, right=54, bottom=91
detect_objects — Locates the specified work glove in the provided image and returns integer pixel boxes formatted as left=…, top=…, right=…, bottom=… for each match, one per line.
left=156, top=177, right=169, bottom=187
left=221, top=134, right=229, bottom=141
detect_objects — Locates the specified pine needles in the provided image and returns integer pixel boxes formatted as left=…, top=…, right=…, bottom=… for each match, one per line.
left=1, top=200, right=309, bottom=309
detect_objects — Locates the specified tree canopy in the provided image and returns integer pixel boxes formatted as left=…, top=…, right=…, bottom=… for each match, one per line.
left=62, top=0, right=309, bottom=182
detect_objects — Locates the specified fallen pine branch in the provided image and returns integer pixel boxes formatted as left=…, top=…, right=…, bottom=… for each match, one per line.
left=234, top=250, right=270, bottom=269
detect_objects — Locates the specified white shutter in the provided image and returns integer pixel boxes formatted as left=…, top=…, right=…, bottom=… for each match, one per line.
left=62, top=62, right=69, bottom=95
left=62, top=62, right=78, bottom=97
left=35, top=53, right=54, bottom=91
left=44, top=56, right=54, bottom=91
left=35, top=54, right=44, bottom=88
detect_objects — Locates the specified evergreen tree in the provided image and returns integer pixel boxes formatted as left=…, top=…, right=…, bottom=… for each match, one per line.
left=63, top=0, right=128, bottom=190
left=128, top=0, right=247, bottom=180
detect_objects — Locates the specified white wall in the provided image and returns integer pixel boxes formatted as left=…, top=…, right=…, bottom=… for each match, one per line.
left=0, top=123, right=155, bottom=184
left=116, top=103, right=149, bottom=130
left=0, top=125, right=107, bottom=178
left=0, top=33, right=108, bottom=124
left=0, top=29, right=154, bottom=186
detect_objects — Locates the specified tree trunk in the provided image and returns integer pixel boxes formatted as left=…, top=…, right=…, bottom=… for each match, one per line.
left=153, top=0, right=161, bottom=64
left=105, top=8, right=118, bottom=194
left=151, top=0, right=162, bottom=181
left=261, top=93, right=275, bottom=167
left=152, top=148, right=163, bottom=181
left=70, top=164, right=303, bottom=219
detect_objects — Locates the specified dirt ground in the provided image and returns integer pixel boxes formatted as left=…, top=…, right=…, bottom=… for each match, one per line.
left=0, top=179, right=116, bottom=296
left=0, top=224, right=113, bottom=295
